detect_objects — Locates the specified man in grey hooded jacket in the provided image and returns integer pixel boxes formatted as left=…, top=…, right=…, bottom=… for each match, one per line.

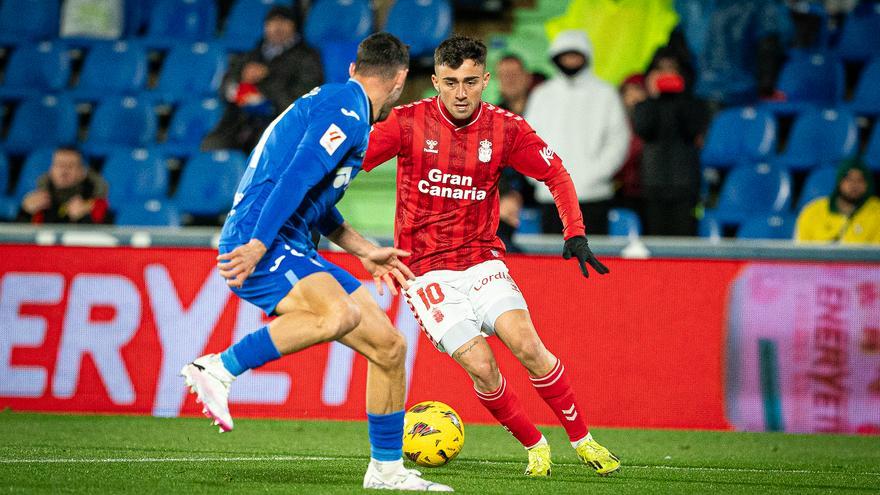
left=525, top=29, right=630, bottom=235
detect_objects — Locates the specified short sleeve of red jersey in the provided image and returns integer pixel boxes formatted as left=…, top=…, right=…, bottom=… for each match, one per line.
left=363, top=107, right=402, bottom=172
left=506, top=119, right=586, bottom=239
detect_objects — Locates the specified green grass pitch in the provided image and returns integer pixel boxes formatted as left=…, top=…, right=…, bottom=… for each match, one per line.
left=0, top=411, right=878, bottom=494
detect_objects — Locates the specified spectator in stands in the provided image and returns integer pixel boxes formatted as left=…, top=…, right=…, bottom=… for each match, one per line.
left=525, top=29, right=630, bottom=235
left=202, top=6, right=323, bottom=152
left=496, top=54, right=535, bottom=115
left=615, top=73, right=647, bottom=213
left=672, top=0, right=791, bottom=104
left=795, top=158, right=880, bottom=244
left=19, top=147, right=109, bottom=224
left=633, top=48, right=710, bottom=236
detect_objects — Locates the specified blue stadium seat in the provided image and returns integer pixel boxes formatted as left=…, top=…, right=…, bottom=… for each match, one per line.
left=848, top=57, right=880, bottom=118
left=0, top=151, right=15, bottom=219
left=70, top=41, right=148, bottom=102
left=737, top=213, right=796, bottom=240
left=159, top=98, right=223, bottom=158
left=608, top=208, right=642, bottom=237
left=218, top=0, right=287, bottom=52
left=173, top=150, right=246, bottom=216
left=0, top=41, right=70, bottom=102
left=835, top=3, right=880, bottom=63
left=304, top=0, right=372, bottom=46
left=773, top=108, right=858, bottom=171
left=771, top=50, right=845, bottom=113
left=102, top=148, right=169, bottom=208
left=0, top=152, right=8, bottom=196
left=796, top=165, right=838, bottom=211
left=0, top=0, right=60, bottom=47
left=148, top=43, right=227, bottom=104
left=318, top=40, right=360, bottom=84
left=865, top=123, right=880, bottom=171
left=116, top=199, right=181, bottom=226
left=3, top=95, right=78, bottom=156
left=706, top=162, right=793, bottom=226
left=82, top=97, right=157, bottom=158
left=141, top=0, right=218, bottom=50
left=13, top=148, right=55, bottom=201
left=385, top=0, right=453, bottom=59
left=700, top=106, right=777, bottom=170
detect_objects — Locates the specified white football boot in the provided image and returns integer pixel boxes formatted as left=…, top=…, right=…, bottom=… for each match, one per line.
left=180, top=354, right=235, bottom=433
left=363, top=459, right=453, bottom=491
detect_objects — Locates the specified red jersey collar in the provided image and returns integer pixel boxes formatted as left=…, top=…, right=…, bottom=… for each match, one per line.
left=435, top=97, right=483, bottom=131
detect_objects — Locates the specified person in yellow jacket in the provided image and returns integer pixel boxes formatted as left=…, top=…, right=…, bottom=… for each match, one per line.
left=795, top=159, right=880, bottom=244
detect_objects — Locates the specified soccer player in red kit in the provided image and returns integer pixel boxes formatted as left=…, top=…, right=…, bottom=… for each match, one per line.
left=363, top=36, right=620, bottom=477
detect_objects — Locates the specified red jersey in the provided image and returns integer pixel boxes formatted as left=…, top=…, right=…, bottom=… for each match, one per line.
left=363, top=96, right=585, bottom=276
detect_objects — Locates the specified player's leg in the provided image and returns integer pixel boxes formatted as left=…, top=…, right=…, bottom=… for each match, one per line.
left=404, top=273, right=547, bottom=476
left=333, top=287, right=451, bottom=492
left=491, top=307, right=620, bottom=476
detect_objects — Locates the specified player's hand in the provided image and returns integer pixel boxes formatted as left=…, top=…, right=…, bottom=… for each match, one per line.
left=217, top=239, right=267, bottom=288
left=562, top=236, right=610, bottom=278
left=360, top=247, right=415, bottom=296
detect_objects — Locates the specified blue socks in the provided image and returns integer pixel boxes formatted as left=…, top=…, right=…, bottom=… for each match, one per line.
left=367, top=410, right=405, bottom=462
left=220, top=326, right=282, bottom=376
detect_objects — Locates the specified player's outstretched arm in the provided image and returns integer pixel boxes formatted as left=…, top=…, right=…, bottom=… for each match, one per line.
left=325, top=222, right=414, bottom=296
left=217, top=239, right=268, bottom=288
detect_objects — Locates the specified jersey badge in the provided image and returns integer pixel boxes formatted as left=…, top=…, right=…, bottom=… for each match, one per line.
left=424, top=139, right=439, bottom=154
left=320, top=123, right=347, bottom=155
left=479, top=139, right=493, bottom=163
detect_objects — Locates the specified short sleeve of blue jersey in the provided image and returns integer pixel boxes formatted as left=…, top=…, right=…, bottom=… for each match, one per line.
left=250, top=94, right=369, bottom=248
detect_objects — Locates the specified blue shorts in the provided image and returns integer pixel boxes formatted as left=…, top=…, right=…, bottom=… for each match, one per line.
left=219, top=240, right=361, bottom=315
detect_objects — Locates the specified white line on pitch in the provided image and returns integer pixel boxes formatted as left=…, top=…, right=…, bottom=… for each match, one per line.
left=0, top=456, right=878, bottom=477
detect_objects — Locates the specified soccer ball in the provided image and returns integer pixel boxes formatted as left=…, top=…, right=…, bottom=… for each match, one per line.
left=402, top=401, right=465, bottom=467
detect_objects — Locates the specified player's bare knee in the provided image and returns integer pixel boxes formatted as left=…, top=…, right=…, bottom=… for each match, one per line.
left=468, top=359, right=500, bottom=391
left=374, top=330, right=407, bottom=370
left=513, top=338, right=546, bottom=369
left=323, top=301, right=362, bottom=341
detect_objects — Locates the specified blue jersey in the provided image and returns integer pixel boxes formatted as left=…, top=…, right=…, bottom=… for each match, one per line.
left=219, top=79, right=372, bottom=250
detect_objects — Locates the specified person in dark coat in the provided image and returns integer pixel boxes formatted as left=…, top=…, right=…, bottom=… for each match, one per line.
left=633, top=48, right=710, bottom=236
left=202, top=6, right=324, bottom=152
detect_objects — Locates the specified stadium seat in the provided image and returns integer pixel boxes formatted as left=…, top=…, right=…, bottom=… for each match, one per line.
left=736, top=213, right=796, bottom=240
left=318, top=40, right=361, bottom=84
left=0, top=150, right=15, bottom=219
left=848, top=57, right=880, bottom=117
left=835, top=2, right=880, bottom=63
left=608, top=208, right=642, bottom=237
left=159, top=98, right=223, bottom=158
left=13, top=148, right=55, bottom=201
left=2, top=95, right=78, bottom=156
left=82, top=97, right=157, bottom=158
left=69, top=41, right=148, bottom=102
left=796, top=166, right=838, bottom=211
left=173, top=150, right=246, bottom=217
left=865, top=123, right=880, bottom=171
left=147, top=43, right=227, bottom=104
left=385, top=0, right=453, bottom=59
left=773, top=108, right=858, bottom=171
left=115, top=199, right=181, bottom=227
left=705, top=162, right=792, bottom=226
left=140, top=0, right=218, bottom=49
left=0, top=152, right=8, bottom=195
left=770, top=50, right=845, bottom=113
left=101, top=148, right=170, bottom=208
left=700, top=106, right=777, bottom=170
left=0, top=41, right=71, bottom=102
left=218, top=0, right=287, bottom=52
left=0, top=0, right=60, bottom=47
left=304, top=0, right=372, bottom=46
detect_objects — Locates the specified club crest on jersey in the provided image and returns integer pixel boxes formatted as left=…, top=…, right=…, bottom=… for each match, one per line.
left=479, top=140, right=493, bottom=163
left=424, top=139, right=439, bottom=154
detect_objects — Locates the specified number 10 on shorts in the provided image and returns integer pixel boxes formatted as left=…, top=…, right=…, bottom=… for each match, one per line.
left=417, top=283, right=445, bottom=308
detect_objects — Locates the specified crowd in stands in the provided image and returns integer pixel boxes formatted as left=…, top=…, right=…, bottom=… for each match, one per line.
left=0, top=0, right=878, bottom=244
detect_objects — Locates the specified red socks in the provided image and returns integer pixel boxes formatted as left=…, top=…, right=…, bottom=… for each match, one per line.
left=474, top=376, right=543, bottom=448
left=530, top=359, right=588, bottom=443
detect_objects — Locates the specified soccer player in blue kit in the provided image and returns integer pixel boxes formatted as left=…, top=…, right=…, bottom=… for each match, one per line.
left=180, top=33, right=453, bottom=492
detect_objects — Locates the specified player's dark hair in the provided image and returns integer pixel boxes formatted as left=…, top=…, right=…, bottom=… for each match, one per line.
left=354, top=32, right=409, bottom=79
left=434, top=36, right=487, bottom=69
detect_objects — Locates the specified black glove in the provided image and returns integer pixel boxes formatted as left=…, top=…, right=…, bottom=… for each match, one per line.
left=562, top=236, right=610, bottom=278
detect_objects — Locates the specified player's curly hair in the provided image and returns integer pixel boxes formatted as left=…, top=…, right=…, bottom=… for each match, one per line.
left=434, top=36, right=487, bottom=69
left=355, top=32, right=410, bottom=79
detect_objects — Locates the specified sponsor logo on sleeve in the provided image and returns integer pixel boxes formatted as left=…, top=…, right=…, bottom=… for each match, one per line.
left=319, top=123, right=347, bottom=156
left=539, top=146, right=555, bottom=166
